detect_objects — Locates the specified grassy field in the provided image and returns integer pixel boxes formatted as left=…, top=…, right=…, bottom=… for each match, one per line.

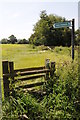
left=0, top=44, right=78, bottom=86
left=0, top=44, right=78, bottom=76
left=1, top=44, right=79, bottom=120
left=1, top=44, right=75, bottom=70
left=0, top=44, right=78, bottom=95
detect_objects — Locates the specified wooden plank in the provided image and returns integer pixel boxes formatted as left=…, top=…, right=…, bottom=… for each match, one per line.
left=9, top=62, right=14, bottom=80
left=45, top=59, right=50, bottom=79
left=3, top=72, right=16, bottom=77
left=50, top=62, right=55, bottom=78
left=14, top=74, right=45, bottom=82
left=2, top=61, right=10, bottom=97
left=3, top=69, right=50, bottom=77
left=17, top=69, right=50, bottom=76
left=14, top=66, right=45, bottom=72
left=16, top=81, right=45, bottom=89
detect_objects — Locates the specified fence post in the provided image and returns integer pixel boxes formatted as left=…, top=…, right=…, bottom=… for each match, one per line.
left=2, top=61, right=10, bottom=98
left=45, top=59, right=50, bottom=80
left=9, top=61, right=15, bottom=96
left=50, top=62, right=55, bottom=78
left=9, top=61, right=14, bottom=79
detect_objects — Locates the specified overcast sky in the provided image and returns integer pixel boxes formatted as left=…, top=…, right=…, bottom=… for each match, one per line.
left=0, top=0, right=79, bottom=40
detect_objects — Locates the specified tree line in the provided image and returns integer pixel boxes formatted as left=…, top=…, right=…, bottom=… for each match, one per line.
left=0, top=10, right=80, bottom=46
left=0, top=35, right=29, bottom=44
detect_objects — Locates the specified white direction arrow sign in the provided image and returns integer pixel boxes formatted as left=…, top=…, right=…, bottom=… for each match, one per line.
left=53, top=21, right=71, bottom=28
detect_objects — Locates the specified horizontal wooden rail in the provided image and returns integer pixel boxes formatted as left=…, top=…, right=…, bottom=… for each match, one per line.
left=16, top=69, right=50, bottom=76
left=16, top=81, right=45, bottom=89
left=14, top=66, right=45, bottom=72
left=3, top=69, right=50, bottom=77
left=14, top=74, right=45, bottom=82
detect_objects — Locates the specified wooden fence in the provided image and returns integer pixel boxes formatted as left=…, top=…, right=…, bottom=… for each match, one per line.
left=2, top=59, right=55, bottom=98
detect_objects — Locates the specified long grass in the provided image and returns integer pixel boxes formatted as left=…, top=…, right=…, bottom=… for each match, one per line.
left=1, top=44, right=73, bottom=70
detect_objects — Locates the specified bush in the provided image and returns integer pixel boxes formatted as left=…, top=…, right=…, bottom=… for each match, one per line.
left=17, top=39, right=29, bottom=44
left=41, top=61, right=80, bottom=119
left=2, top=61, right=80, bottom=120
left=1, top=39, right=8, bottom=44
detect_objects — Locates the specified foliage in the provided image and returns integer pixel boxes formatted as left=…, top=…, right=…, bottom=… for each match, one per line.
left=8, top=35, right=17, bottom=44
left=2, top=92, right=46, bottom=120
left=75, top=29, right=80, bottom=45
left=0, top=35, right=29, bottom=44
left=17, top=39, right=29, bottom=44
left=0, top=35, right=17, bottom=44
left=0, top=38, right=8, bottom=44
left=29, top=10, right=71, bottom=46
left=2, top=61, right=80, bottom=120
left=41, top=61, right=80, bottom=119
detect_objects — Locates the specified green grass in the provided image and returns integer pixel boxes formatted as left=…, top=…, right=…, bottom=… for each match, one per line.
left=2, top=61, right=80, bottom=120
left=0, top=44, right=78, bottom=99
left=1, top=44, right=74, bottom=70
left=1, top=44, right=78, bottom=76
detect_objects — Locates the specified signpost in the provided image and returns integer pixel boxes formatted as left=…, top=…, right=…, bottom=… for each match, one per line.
left=53, top=19, right=75, bottom=60
left=53, top=21, right=71, bottom=28
left=72, top=19, right=75, bottom=60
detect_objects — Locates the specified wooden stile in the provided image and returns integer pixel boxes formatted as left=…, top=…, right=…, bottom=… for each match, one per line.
left=2, top=59, right=55, bottom=98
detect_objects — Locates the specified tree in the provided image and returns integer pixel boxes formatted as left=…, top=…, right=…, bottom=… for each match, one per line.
left=8, top=35, right=17, bottom=44
left=17, top=39, right=29, bottom=44
left=1, top=38, right=8, bottom=44
left=29, top=10, right=71, bottom=46
left=32, top=10, right=54, bottom=46
left=75, top=29, right=80, bottom=45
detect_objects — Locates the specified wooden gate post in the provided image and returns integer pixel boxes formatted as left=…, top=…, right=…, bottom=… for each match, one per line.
left=9, top=61, right=14, bottom=80
left=9, top=61, right=15, bottom=96
left=45, top=59, right=50, bottom=79
left=50, top=62, right=55, bottom=78
left=2, top=61, right=10, bottom=98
